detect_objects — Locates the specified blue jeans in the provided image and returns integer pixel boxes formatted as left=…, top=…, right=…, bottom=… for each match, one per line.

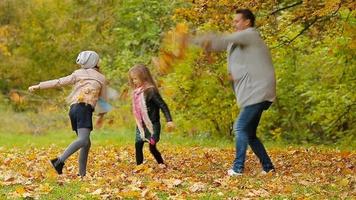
left=232, top=101, right=274, bottom=172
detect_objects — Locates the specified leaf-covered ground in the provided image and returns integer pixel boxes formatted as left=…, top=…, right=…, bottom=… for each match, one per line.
left=0, top=144, right=355, bottom=199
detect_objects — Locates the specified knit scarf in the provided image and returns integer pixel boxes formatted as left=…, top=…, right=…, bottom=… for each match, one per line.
left=132, top=86, right=154, bottom=141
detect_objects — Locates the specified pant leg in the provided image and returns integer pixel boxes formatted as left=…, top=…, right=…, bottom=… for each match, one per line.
left=135, top=141, right=145, bottom=165
left=149, top=144, right=164, bottom=164
left=232, top=101, right=274, bottom=172
left=78, top=128, right=91, bottom=176
left=151, top=123, right=161, bottom=143
left=247, top=102, right=274, bottom=171
left=232, top=110, right=249, bottom=172
left=249, top=136, right=274, bottom=171
left=59, top=128, right=91, bottom=162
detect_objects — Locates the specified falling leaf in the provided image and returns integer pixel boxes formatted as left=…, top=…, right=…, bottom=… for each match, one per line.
left=152, top=23, right=190, bottom=76
left=9, top=91, right=24, bottom=104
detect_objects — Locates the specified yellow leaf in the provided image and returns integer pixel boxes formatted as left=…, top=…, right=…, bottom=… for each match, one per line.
left=119, top=190, right=141, bottom=198
left=339, top=178, right=349, bottom=187
left=9, top=91, right=24, bottom=104
left=37, top=183, right=53, bottom=194
left=176, top=23, right=188, bottom=34
left=15, top=186, right=26, bottom=195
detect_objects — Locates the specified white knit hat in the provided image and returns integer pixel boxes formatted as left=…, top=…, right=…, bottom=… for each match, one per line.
left=76, top=51, right=99, bottom=69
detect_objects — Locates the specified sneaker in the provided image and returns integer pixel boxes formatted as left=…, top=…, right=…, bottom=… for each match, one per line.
left=227, top=169, right=243, bottom=176
left=158, top=164, right=167, bottom=169
left=50, top=158, right=64, bottom=175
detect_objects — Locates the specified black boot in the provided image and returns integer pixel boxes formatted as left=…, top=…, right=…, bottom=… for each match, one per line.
left=50, top=158, right=64, bottom=175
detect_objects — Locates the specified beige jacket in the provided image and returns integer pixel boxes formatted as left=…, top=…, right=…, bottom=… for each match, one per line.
left=38, top=68, right=107, bottom=108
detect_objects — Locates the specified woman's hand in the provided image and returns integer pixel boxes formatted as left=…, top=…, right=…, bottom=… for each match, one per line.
left=28, top=85, right=40, bottom=92
left=166, top=121, right=175, bottom=132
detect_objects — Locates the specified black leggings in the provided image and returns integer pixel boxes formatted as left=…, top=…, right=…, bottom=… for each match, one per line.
left=135, top=141, right=164, bottom=165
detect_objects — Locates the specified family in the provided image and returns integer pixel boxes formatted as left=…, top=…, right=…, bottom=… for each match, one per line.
left=28, top=9, right=276, bottom=178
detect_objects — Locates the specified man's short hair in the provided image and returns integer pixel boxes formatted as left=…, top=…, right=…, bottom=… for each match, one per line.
left=236, top=9, right=255, bottom=27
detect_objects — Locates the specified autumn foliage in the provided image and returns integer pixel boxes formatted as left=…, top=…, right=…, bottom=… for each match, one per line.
left=1, top=0, right=355, bottom=144
left=1, top=145, right=355, bottom=199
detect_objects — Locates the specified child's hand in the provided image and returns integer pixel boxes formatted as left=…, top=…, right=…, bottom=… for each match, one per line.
left=28, top=85, right=40, bottom=92
left=95, top=113, right=105, bottom=129
left=166, top=121, right=175, bottom=132
left=149, top=137, right=156, bottom=145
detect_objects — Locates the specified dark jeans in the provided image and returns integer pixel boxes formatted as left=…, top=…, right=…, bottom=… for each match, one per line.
left=232, top=101, right=274, bottom=172
left=135, top=124, right=164, bottom=165
left=135, top=141, right=164, bottom=165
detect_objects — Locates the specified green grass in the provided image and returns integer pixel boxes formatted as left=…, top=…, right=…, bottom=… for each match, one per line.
left=0, top=128, right=235, bottom=149
left=0, top=182, right=96, bottom=200
left=0, top=128, right=354, bottom=151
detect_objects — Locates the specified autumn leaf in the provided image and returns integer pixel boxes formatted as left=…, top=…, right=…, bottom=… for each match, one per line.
left=152, top=23, right=190, bottom=75
left=189, top=182, right=205, bottom=192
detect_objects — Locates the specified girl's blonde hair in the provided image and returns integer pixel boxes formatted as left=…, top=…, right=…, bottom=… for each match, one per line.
left=128, top=64, right=158, bottom=90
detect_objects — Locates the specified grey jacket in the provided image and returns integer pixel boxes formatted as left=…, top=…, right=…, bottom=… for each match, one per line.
left=193, top=28, right=276, bottom=107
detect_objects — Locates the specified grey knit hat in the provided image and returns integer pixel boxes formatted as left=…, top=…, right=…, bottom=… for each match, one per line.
left=76, top=51, right=99, bottom=69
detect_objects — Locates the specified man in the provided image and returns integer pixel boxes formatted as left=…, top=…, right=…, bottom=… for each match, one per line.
left=192, top=9, right=275, bottom=176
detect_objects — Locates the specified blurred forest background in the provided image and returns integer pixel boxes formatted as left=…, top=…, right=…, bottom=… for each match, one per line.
left=0, top=0, right=355, bottom=146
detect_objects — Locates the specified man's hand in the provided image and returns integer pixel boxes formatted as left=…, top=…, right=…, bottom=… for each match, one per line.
left=227, top=74, right=234, bottom=81
left=202, top=39, right=212, bottom=52
left=189, top=34, right=212, bottom=52
left=28, top=85, right=40, bottom=92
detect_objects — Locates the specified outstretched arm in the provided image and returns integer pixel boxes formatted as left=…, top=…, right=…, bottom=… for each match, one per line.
left=28, top=73, right=76, bottom=92
left=190, top=29, right=255, bottom=52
